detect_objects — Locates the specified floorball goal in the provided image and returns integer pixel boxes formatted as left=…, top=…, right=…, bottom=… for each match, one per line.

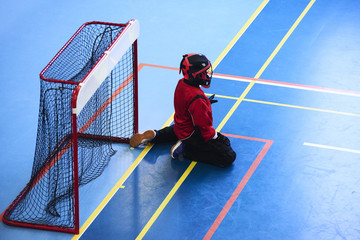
left=3, top=19, right=139, bottom=234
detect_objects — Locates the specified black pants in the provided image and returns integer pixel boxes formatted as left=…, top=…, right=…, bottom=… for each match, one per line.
left=152, top=125, right=236, bottom=168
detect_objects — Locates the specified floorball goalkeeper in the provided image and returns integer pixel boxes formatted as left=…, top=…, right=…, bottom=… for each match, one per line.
left=130, top=54, right=236, bottom=167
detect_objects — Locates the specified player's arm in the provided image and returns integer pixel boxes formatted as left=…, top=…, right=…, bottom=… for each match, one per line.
left=188, top=97, right=216, bottom=142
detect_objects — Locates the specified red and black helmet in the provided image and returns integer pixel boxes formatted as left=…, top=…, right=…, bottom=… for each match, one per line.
left=179, top=53, right=213, bottom=88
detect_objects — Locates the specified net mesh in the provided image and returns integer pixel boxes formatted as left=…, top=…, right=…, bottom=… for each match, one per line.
left=4, top=22, right=136, bottom=232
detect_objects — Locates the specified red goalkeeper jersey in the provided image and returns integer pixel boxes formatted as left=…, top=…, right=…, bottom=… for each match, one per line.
left=173, top=78, right=216, bottom=141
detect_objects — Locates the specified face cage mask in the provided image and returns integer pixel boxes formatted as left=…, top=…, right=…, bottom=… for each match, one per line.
left=193, top=65, right=213, bottom=88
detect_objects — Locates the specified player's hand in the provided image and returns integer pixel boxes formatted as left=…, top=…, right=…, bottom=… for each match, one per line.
left=208, top=94, right=218, bottom=104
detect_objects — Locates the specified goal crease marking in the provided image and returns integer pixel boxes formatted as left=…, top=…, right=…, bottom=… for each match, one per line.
left=137, top=0, right=270, bottom=239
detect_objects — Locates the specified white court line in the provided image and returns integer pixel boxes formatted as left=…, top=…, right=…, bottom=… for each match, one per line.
left=213, top=73, right=360, bottom=98
left=304, top=142, right=360, bottom=154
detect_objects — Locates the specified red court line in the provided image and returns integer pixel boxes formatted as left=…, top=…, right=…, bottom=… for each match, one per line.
left=203, top=133, right=273, bottom=240
left=139, top=63, right=179, bottom=71
left=214, top=72, right=360, bottom=96
left=140, top=63, right=360, bottom=96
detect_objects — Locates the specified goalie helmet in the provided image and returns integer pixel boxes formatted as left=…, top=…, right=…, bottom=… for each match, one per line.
left=179, top=53, right=213, bottom=88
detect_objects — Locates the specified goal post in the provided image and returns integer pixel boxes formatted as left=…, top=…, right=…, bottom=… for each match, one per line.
left=3, top=20, right=139, bottom=234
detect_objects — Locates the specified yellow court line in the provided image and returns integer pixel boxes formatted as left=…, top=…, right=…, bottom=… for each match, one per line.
left=72, top=145, right=153, bottom=239
left=212, top=0, right=269, bottom=69
left=72, top=114, right=174, bottom=240
left=206, top=94, right=360, bottom=117
left=216, top=81, right=255, bottom=131
left=255, top=0, right=316, bottom=79
left=205, top=93, right=239, bottom=100
left=244, top=98, right=360, bottom=117
left=135, top=161, right=197, bottom=240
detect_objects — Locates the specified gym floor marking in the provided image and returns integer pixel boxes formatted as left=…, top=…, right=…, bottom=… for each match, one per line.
left=303, top=142, right=360, bottom=154
left=244, top=99, right=360, bottom=117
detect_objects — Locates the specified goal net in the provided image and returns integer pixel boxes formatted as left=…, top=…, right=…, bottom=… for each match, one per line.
left=3, top=20, right=139, bottom=234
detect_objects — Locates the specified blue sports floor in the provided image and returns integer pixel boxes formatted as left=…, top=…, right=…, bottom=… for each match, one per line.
left=1, top=0, right=360, bottom=239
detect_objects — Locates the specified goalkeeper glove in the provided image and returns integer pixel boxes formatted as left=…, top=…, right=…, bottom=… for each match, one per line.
left=208, top=94, right=218, bottom=104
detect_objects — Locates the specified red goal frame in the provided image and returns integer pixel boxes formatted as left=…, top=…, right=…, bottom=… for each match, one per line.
left=3, top=20, right=139, bottom=234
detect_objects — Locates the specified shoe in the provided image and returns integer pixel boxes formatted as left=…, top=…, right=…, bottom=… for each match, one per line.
left=129, top=130, right=155, bottom=148
left=171, top=140, right=184, bottom=159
